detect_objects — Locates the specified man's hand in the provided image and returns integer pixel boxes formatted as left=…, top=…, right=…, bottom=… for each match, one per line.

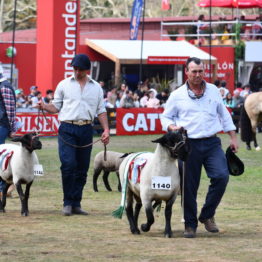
left=101, top=129, right=110, bottom=145
left=9, top=132, right=16, bottom=138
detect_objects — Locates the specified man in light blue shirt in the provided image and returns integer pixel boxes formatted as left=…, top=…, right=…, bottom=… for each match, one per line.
left=161, top=57, right=238, bottom=238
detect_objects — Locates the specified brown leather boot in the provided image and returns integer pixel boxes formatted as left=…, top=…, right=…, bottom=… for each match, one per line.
left=199, top=217, right=219, bottom=233
left=183, top=227, right=196, bottom=238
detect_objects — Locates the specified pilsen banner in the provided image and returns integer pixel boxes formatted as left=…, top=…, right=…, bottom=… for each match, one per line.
left=116, top=108, right=165, bottom=136
left=16, top=113, right=59, bottom=136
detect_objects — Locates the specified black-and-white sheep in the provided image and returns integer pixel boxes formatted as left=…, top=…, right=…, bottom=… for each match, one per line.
left=93, top=151, right=130, bottom=192
left=0, top=133, right=42, bottom=216
left=114, top=128, right=189, bottom=238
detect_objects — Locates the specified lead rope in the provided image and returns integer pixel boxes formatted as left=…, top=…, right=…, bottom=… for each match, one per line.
left=37, top=108, right=107, bottom=152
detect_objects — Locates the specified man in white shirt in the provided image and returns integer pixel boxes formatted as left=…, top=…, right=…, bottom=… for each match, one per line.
left=161, top=57, right=238, bottom=238
left=36, top=54, right=110, bottom=216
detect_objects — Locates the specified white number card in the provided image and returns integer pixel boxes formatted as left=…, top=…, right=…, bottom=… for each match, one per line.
left=34, top=164, right=44, bottom=176
left=151, top=176, right=171, bottom=190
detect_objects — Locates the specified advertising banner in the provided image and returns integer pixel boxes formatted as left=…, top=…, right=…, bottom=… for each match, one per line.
left=130, top=0, right=143, bottom=40
left=16, top=113, right=59, bottom=136
left=116, top=108, right=165, bottom=136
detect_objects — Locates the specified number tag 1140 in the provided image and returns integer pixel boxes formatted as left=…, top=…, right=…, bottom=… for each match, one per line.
left=151, top=176, right=171, bottom=190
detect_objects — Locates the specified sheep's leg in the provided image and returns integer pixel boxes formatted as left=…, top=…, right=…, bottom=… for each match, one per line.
left=134, top=202, right=142, bottom=229
left=103, top=171, right=112, bottom=191
left=93, top=168, right=102, bottom=192
left=23, top=181, right=33, bottom=216
left=164, top=197, right=175, bottom=238
left=1, top=183, right=11, bottom=210
left=141, top=202, right=154, bottom=233
left=116, top=172, right=122, bottom=192
left=16, top=181, right=31, bottom=216
left=126, top=188, right=140, bottom=234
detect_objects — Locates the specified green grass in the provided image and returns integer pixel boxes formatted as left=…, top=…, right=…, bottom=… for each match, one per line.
left=1, top=133, right=262, bottom=262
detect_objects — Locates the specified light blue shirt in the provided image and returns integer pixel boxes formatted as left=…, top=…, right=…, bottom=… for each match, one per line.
left=160, top=82, right=236, bottom=139
left=52, top=75, right=106, bottom=122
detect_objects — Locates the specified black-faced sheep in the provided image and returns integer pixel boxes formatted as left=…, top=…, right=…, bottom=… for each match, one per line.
left=0, top=132, right=42, bottom=216
left=113, top=128, right=189, bottom=238
left=93, top=151, right=130, bottom=192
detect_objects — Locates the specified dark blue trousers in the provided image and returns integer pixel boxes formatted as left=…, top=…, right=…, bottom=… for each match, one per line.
left=58, top=122, right=93, bottom=207
left=183, top=136, right=229, bottom=229
left=0, top=125, right=9, bottom=192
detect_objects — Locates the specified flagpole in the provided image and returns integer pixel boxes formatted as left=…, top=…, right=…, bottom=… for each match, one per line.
left=209, top=0, right=212, bottom=83
left=139, top=0, right=146, bottom=83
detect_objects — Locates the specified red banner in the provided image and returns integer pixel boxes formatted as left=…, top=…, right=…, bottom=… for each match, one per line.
left=16, top=113, right=59, bottom=136
left=116, top=108, right=165, bottom=136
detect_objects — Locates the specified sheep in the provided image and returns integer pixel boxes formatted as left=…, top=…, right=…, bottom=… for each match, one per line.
left=0, top=132, right=42, bottom=216
left=113, top=128, right=189, bottom=238
left=93, top=151, right=130, bottom=192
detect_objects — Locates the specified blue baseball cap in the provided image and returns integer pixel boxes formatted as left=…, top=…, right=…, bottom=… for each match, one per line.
left=71, top=54, right=91, bottom=70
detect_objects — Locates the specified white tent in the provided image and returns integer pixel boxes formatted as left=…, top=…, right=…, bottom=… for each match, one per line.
left=85, top=39, right=217, bottom=84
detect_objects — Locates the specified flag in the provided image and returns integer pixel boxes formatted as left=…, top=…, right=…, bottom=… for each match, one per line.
left=161, top=0, right=170, bottom=10
left=130, top=0, right=143, bottom=40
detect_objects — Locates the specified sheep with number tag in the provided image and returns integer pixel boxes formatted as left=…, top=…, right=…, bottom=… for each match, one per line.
left=113, top=128, right=189, bottom=238
left=0, top=132, right=42, bottom=216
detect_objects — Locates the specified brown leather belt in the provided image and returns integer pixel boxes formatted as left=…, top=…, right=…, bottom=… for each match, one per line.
left=62, top=120, right=92, bottom=126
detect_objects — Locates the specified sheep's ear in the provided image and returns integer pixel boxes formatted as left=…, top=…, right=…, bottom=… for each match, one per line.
left=11, top=136, right=23, bottom=143
left=152, top=135, right=166, bottom=144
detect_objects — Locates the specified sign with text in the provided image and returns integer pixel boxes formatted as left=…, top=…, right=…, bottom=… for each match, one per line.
left=147, top=56, right=189, bottom=65
left=116, top=108, right=165, bottom=136
left=16, top=113, right=59, bottom=136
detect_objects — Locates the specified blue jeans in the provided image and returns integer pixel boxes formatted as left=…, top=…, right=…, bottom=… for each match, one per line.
left=58, top=122, right=93, bottom=207
left=183, top=136, right=229, bottom=229
left=0, top=125, right=9, bottom=192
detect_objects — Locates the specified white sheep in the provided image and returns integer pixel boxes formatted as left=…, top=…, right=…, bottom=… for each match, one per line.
left=0, top=132, right=42, bottom=216
left=93, top=151, right=130, bottom=192
left=113, top=128, right=189, bottom=238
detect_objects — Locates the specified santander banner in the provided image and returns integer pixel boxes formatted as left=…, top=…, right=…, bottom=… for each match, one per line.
left=116, top=108, right=165, bottom=136
left=36, top=0, right=80, bottom=92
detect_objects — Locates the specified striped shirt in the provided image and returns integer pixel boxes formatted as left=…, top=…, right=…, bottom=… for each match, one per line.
left=0, top=86, right=16, bottom=132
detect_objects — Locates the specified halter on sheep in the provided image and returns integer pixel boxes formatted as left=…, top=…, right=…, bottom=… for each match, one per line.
left=0, top=132, right=42, bottom=216
left=240, top=92, right=262, bottom=151
left=113, top=127, right=189, bottom=238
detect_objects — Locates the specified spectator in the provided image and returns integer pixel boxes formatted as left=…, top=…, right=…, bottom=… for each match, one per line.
left=240, top=84, right=251, bottom=98
left=140, top=91, right=149, bottom=107
left=223, top=92, right=235, bottom=108
left=220, top=80, right=229, bottom=98
left=15, top=89, right=27, bottom=108
left=197, top=14, right=208, bottom=45
left=43, top=89, right=54, bottom=104
left=27, top=85, right=38, bottom=107
left=107, top=86, right=117, bottom=107
left=145, top=89, right=160, bottom=108
left=31, top=91, right=42, bottom=107
left=156, top=88, right=169, bottom=107
left=234, top=82, right=243, bottom=93
left=122, top=90, right=135, bottom=108
left=221, top=24, right=230, bottom=42
left=232, top=89, right=244, bottom=108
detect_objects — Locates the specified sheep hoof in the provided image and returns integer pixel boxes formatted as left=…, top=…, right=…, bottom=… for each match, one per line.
left=21, top=212, right=29, bottom=216
left=0, top=209, right=5, bottom=213
left=164, top=232, right=172, bottom=238
left=131, top=229, right=140, bottom=235
left=141, top=223, right=150, bottom=232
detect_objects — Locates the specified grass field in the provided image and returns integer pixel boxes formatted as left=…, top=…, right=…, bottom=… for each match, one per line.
left=0, top=133, right=262, bottom=262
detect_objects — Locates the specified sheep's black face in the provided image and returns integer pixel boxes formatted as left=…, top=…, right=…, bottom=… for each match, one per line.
left=32, top=136, right=42, bottom=150
left=152, top=128, right=190, bottom=160
left=11, top=133, right=42, bottom=152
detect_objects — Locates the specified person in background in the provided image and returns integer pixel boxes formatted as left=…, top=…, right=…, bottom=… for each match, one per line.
left=240, top=84, right=252, bottom=98
left=232, top=89, right=244, bottom=108
left=156, top=88, right=169, bottom=107
left=35, top=54, right=110, bottom=216
left=107, top=86, right=117, bottom=107
left=0, top=64, right=17, bottom=199
left=161, top=57, right=238, bottom=238
left=146, top=89, right=160, bottom=108
left=31, top=91, right=42, bottom=108
left=223, top=92, right=235, bottom=109
left=43, top=89, right=54, bottom=104
left=220, top=80, right=229, bottom=98
left=234, top=82, right=243, bottom=93
left=122, top=90, right=135, bottom=108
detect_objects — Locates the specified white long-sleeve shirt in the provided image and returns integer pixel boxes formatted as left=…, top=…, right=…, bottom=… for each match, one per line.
left=52, top=75, right=106, bottom=122
left=160, top=82, right=236, bottom=139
